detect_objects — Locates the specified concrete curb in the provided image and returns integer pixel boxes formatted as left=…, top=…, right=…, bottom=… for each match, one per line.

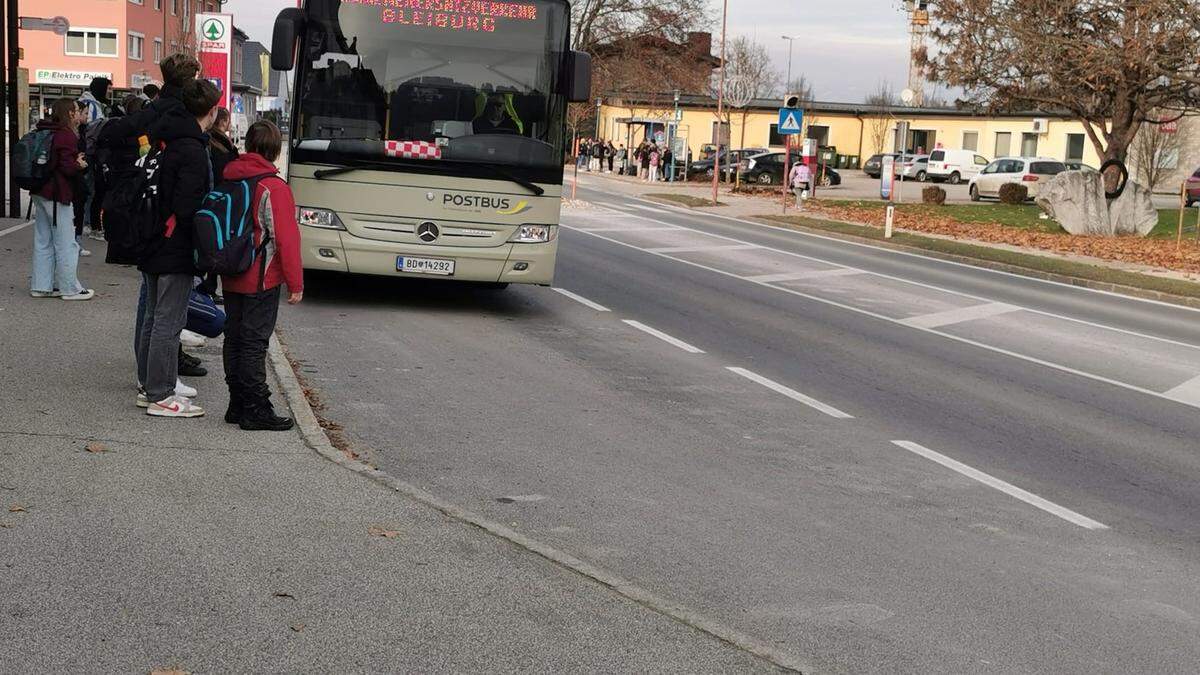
left=265, top=335, right=810, bottom=674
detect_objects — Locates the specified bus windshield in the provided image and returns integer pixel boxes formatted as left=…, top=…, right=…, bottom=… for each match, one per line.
left=293, top=0, right=569, bottom=180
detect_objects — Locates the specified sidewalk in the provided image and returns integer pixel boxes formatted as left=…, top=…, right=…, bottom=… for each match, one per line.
left=0, top=222, right=766, bottom=672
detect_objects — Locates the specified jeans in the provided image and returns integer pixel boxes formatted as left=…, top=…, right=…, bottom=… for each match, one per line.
left=223, top=288, right=281, bottom=413
left=137, top=272, right=192, bottom=402
left=30, top=196, right=84, bottom=295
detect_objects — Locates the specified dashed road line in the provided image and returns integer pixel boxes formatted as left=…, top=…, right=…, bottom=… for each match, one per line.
left=623, top=320, right=706, bottom=353
left=551, top=288, right=611, bottom=312
left=898, top=302, right=1021, bottom=329
left=1164, top=374, right=1200, bottom=407
left=727, top=367, right=854, bottom=419
left=891, top=441, right=1109, bottom=530
left=0, top=221, right=32, bottom=238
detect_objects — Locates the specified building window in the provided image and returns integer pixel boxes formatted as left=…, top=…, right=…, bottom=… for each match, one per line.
left=65, top=29, right=119, bottom=57
left=711, top=121, right=730, bottom=147
left=172, top=0, right=179, bottom=16
left=768, top=124, right=785, bottom=147
left=806, top=125, right=830, bottom=146
left=1021, top=132, right=1039, bottom=157
left=155, top=0, right=162, bottom=9
left=130, top=0, right=144, bottom=5
left=994, top=131, right=1012, bottom=158
left=1065, top=133, right=1085, bottom=163
left=962, top=131, right=979, bottom=152
left=184, top=0, right=191, bottom=18
left=154, top=38, right=163, bottom=64
left=129, top=32, right=145, bottom=61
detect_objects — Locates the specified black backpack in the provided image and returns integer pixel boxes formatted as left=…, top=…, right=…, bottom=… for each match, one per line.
left=13, top=129, right=56, bottom=192
left=101, top=144, right=166, bottom=265
left=193, top=175, right=274, bottom=277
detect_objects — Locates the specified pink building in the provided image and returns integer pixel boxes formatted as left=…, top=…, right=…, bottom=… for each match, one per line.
left=19, top=0, right=221, bottom=90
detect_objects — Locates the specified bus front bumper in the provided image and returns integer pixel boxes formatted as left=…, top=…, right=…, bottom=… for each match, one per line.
left=300, top=225, right=557, bottom=285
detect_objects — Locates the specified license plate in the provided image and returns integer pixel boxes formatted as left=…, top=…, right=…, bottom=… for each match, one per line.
left=397, top=256, right=455, bottom=276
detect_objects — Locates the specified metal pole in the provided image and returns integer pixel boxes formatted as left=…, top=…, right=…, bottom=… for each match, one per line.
left=5, top=0, right=17, bottom=217
left=670, top=89, right=679, bottom=182
left=712, top=0, right=728, bottom=206
left=594, top=97, right=601, bottom=139
left=0, top=3, right=6, bottom=218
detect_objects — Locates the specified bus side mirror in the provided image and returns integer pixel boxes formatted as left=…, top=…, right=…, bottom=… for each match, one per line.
left=271, top=8, right=305, bottom=71
left=568, top=51, right=592, bottom=103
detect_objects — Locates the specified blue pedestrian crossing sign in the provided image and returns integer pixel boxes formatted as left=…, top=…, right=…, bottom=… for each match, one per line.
left=778, top=108, right=803, bottom=135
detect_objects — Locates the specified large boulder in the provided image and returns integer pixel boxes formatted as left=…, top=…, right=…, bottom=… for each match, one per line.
left=1108, top=180, right=1158, bottom=236
left=1036, top=171, right=1111, bottom=235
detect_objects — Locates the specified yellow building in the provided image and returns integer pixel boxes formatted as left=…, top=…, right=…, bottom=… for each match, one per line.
left=599, top=93, right=1104, bottom=169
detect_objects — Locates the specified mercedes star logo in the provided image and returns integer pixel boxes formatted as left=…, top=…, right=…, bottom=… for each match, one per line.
left=417, top=221, right=440, bottom=242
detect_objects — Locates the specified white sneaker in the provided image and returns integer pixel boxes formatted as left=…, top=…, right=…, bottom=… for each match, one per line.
left=61, top=289, right=95, bottom=301
left=79, top=248, right=92, bottom=257
left=136, top=388, right=150, bottom=408
left=30, top=290, right=62, bottom=298
left=175, top=379, right=197, bottom=398
left=147, top=395, right=205, bottom=418
left=88, top=231, right=106, bottom=242
left=179, top=329, right=206, bottom=348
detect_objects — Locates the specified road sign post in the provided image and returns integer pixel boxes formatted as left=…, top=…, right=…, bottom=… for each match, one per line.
left=19, top=16, right=69, bottom=35
left=196, top=13, right=233, bottom=110
left=777, top=107, right=802, bottom=214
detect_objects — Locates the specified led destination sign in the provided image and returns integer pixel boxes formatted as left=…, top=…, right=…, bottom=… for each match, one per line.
left=344, top=0, right=539, bottom=32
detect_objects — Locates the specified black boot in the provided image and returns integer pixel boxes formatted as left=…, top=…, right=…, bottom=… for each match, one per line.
left=239, top=399, right=295, bottom=432
left=179, top=347, right=207, bottom=377
left=224, top=389, right=244, bottom=425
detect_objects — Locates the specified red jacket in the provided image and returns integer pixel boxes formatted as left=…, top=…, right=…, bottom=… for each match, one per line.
left=219, top=153, right=304, bottom=295
left=34, top=121, right=82, bottom=205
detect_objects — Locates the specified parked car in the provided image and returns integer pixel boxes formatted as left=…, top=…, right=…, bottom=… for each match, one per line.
left=689, top=148, right=767, bottom=179
left=1064, top=161, right=1097, bottom=173
left=926, top=148, right=990, bottom=184
left=968, top=157, right=1067, bottom=201
left=896, top=154, right=930, bottom=181
left=1187, top=167, right=1200, bottom=206
left=739, top=151, right=841, bottom=187
left=863, top=153, right=898, bottom=179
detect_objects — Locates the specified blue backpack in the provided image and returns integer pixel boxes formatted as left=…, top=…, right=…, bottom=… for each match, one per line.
left=13, top=129, right=56, bottom=192
left=193, top=174, right=274, bottom=277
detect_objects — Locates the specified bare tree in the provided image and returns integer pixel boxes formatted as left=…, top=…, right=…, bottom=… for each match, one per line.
left=864, top=81, right=895, bottom=156
left=918, top=0, right=1200, bottom=168
left=1131, top=112, right=1188, bottom=192
left=572, top=0, right=710, bottom=52
left=720, top=37, right=778, bottom=152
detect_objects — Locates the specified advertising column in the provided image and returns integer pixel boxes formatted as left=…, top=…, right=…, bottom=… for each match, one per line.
left=196, top=13, right=233, bottom=109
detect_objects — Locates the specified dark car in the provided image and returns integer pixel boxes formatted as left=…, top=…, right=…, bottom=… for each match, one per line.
left=688, top=148, right=767, bottom=179
left=738, top=151, right=841, bottom=187
left=1187, top=167, right=1200, bottom=206
left=863, top=153, right=899, bottom=179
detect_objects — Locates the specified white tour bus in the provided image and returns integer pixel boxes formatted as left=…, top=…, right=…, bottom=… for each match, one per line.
left=271, top=0, right=590, bottom=287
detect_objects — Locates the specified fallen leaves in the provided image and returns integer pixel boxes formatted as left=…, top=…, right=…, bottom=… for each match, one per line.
left=290, top=623, right=306, bottom=633
left=272, top=592, right=296, bottom=601
left=807, top=202, right=1200, bottom=275
left=368, top=526, right=402, bottom=539
left=85, top=442, right=109, bottom=454
left=8, top=505, right=25, bottom=513
left=149, top=669, right=190, bottom=675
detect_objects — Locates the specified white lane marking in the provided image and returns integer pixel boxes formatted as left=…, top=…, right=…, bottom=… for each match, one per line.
left=630, top=204, right=672, bottom=214
left=899, top=302, right=1021, bottom=329
left=579, top=226, right=681, bottom=233
left=891, top=441, right=1109, bottom=530
left=551, top=288, right=611, bottom=312
left=745, top=268, right=865, bottom=283
left=622, top=320, right=705, bottom=353
left=727, top=367, right=854, bottom=419
left=567, top=226, right=1199, bottom=410
left=0, top=221, right=32, bottom=238
left=598, top=187, right=1200, bottom=316
left=578, top=205, right=1200, bottom=354
left=1164, top=374, right=1200, bottom=406
left=645, top=243, right=759, bottom=254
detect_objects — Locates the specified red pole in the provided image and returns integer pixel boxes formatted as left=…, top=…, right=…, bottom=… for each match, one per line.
left=711, top=0, right=728, bottom=206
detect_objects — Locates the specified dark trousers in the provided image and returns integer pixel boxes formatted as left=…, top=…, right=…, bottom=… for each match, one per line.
left=223, top=287, right=281, bottom=413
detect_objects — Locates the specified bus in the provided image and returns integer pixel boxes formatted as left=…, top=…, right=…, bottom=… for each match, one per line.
left=270, top=0, right=590, bottom=286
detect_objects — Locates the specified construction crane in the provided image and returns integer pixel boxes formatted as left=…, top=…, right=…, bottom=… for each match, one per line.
left=903, top=0, right=930, bottom=106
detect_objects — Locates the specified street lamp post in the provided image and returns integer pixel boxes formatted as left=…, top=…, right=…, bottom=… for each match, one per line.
left=711, top=0, right=728, bottom=206
left=670, top=88, right=680, bottom=183
left=594, top=97, right=602, bottom=139
left=782, top=34, right=801, bottom=90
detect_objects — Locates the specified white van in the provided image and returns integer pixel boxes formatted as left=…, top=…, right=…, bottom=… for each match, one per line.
left=926, top=149, right=990, bottom=184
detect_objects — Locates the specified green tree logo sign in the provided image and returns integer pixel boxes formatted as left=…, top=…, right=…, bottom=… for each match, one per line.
left=202, top=19, right=225, bottom=41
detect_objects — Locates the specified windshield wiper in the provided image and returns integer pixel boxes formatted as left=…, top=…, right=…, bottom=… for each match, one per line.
left=311, top=157, right=544, bottom=196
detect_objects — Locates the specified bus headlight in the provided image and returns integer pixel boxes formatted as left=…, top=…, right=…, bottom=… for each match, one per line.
left=509, top=224, right=557, bottom=243
left=298, top=207, right=346, bottom=230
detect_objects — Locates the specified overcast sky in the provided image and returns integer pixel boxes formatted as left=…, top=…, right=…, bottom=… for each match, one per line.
left=224, top=0, right=917, bottom=103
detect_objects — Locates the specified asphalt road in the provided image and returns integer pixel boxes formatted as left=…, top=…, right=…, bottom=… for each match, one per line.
left=279, top=182, right=1200, bottom=673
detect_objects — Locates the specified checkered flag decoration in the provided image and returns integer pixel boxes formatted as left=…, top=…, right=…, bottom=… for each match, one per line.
left=385, top=141, right=442, bottom=160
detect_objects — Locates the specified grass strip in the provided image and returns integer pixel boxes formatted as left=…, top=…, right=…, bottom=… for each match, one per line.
left=645, top=193, right=726, bottom=207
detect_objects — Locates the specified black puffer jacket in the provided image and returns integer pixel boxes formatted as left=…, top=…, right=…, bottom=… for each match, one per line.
left=98, top=84, right=185, bottom=149
left=137, top=106, right=213, bottom=275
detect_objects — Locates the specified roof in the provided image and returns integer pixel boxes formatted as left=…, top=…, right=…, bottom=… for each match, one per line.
left=240, top=41, right=281, bottom=96
left=609, top=91, right=1078, bottom=119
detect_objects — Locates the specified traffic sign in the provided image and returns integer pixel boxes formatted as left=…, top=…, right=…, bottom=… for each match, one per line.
left=20, top=16, right=70, bottom=36
left=778, top=108, right=803, bottom=135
